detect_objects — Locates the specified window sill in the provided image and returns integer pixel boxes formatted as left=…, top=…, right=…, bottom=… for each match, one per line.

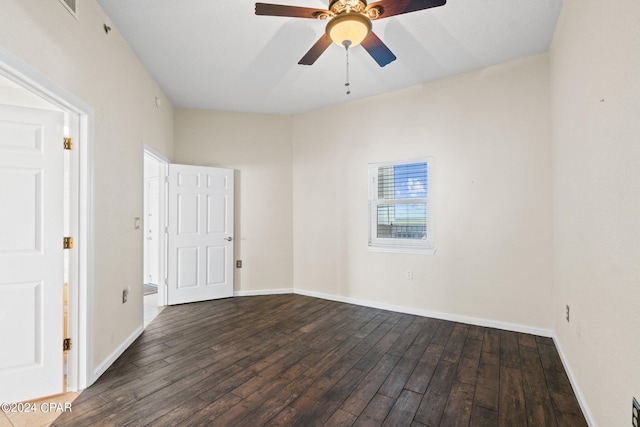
left=368, top=245, right=436, bottom=255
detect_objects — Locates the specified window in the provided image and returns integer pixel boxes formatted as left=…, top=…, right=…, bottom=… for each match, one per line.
left=368, top=158, right=434, bottom=254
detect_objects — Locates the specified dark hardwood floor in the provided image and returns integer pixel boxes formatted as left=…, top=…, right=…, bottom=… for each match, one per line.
left=52, top=294, right=587, bottom=426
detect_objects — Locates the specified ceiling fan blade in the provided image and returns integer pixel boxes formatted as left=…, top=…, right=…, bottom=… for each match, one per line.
left=298, top=34, right=332, bottom=65
left=255, top=3, right=329, bottom=19
left=361, top=32, right=397, bottom=67
left=366, top=0, right=446, bottom=19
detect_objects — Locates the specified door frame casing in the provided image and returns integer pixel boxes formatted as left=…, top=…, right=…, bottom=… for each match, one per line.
left=0, top=47, right=95, bottom=390
left=143, top=145, right=168, bottom=307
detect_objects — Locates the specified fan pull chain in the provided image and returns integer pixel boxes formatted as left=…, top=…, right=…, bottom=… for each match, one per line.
left=343, top=40, right=352, bottom=95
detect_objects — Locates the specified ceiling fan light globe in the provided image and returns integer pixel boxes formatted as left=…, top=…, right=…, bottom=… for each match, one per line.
left=326, top=12, right=371, bottom=47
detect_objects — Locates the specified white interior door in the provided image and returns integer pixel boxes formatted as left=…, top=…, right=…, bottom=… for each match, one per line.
left=167, top=164, right=234, bottom=305
left=0, top=104, right=64, bottom=402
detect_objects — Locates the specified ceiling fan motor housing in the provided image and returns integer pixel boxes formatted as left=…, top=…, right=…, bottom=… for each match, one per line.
left=329, top=0, right=368, bottom=14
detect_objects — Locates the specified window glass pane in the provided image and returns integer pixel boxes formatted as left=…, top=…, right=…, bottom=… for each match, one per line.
left=376, top=203, right=427, bottom=240
left=377, top=162, right=427, bottom=201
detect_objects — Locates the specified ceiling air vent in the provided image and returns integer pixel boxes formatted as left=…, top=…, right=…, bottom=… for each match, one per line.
left=59, top=0, right=78, bottom=19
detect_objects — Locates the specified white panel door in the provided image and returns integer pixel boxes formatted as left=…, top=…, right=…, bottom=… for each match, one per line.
left=0, top=104, right=64, bottom=402
left=167, top=164, right=234, bottom=305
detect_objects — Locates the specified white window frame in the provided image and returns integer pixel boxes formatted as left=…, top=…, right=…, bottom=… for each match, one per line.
left=368, top=157, right=435, bottom=255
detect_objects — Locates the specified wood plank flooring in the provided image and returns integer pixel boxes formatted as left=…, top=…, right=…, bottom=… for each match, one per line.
left=51, top=294, right=587, bottom=426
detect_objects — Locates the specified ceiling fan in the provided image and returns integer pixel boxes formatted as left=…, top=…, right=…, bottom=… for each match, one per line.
left=255, top=0, right=446, bottom=67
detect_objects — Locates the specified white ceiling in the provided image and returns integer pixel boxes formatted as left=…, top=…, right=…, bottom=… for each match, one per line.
left=96, top=0, right=563, bottom=115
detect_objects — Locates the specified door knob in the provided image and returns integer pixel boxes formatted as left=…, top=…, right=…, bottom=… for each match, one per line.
left=225, top=237, right=233, bottom=241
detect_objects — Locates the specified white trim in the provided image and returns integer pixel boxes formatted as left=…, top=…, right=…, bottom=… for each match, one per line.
left=368, top=246, right=436, bottom=255
left=234, top=288, right=293, bottom=297
left=368, top=157, right=435, bottom=254
left=293, top=288, right=553, bottom=337
left=143, top=147, right=169, bottom=308
left=143, top=144, right=169, bottom=164
left=58, top=0, right=78, bottom=19
left=552, top=333, right=597, bottom=427
left=235, top=287, right=552, bottom=338
left=0, top=47, right=95, bottom=390
left=93, top=326, right=144, bottom=380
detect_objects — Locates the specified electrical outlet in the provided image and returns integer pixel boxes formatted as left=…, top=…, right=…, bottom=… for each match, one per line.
left=405, top=270, right=413, bottom=280
left=632, top=397, right=639, bottom=427
left=236, top=260, right=242, bottom=268
left=566, top=304, right=570, bottom=322
left=122, top=288, right=128, bottom=304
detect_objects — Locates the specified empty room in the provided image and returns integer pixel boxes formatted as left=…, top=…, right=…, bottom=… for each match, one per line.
left=0, top=0, right=638, bottom=426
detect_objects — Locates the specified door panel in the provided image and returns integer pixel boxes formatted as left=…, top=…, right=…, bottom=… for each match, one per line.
left=207, top=195, right=226, bottom=233
left=177, top=247, right=198, bottom=288
left=0, top=104, right=64, bottom=402
left=167, top=164, right=234, bottom=305
left=0, top=282, right=41, bottom=369
left=0, top=169, right=41, bottom=252
left=206, top=246, right=226, bottom=284
left=178, top=193, right=199, bottom=234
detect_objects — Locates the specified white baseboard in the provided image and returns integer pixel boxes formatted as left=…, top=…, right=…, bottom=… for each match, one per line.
left=234, top=288, right=293, bottom=297
left=92, top=325, right=144, bottom=383
left=293, top=288, right=553, bottom=337
left=552, top=333, right=597, bottom=427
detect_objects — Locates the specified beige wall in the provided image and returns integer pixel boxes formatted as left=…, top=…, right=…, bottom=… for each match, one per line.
left=174, top=109, right=293, bottom=293
left=292, top=54, right=555, bottom=331
left=4, top=3, right=637, bottom=424
left=550, top=0, right=640, bottom=425
left=0, top=1, right=174, bottom=368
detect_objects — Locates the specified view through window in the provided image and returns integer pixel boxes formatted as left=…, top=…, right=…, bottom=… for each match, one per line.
left=369, top=159, right=434, bottom=254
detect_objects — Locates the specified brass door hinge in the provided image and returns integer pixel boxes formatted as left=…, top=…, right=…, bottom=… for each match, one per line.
left=63, top=137, right=73, bottom=150
left=63, top=237, right=74, bottom=249
left=63, top=338, right=72, bottom=352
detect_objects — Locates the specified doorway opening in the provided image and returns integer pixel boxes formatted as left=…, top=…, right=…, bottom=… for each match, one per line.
left=143, top=148, right=167, bottom=327
left=0, top=46, right=93, bottom=399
